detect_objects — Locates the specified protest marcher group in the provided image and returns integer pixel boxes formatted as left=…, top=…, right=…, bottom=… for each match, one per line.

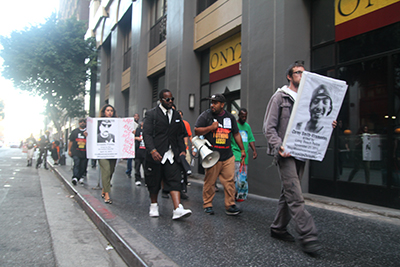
left=25, top=60, right=346, bottom=256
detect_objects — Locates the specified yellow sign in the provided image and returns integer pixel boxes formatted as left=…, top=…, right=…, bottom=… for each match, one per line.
left=335, top=0, right=400, bottom=25
left=209, top=33, right=241, bottom=73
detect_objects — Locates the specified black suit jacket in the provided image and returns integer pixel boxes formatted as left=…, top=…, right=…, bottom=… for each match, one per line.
left=143, top=106, right=186, bottom=163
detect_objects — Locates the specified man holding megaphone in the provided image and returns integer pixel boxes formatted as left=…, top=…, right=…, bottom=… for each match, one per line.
left=195, top=94, right=246, bottom=216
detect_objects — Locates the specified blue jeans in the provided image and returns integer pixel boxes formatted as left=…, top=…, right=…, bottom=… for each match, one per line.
left=126, top=158, right=133, bottom=175
left=72, top=156, right=88, bottom=179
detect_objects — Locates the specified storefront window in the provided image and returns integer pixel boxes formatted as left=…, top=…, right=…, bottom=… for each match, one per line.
left=311, top=0, right=335, bottom=46
left=338, top=22, right=400, bottom=64
left=392, top=54, right=400, bottom=188
left=337, top=58, right=388, bottom=186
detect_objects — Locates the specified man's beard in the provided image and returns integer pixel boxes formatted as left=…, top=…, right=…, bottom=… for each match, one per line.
left=162, top=103, right=172, bottom=110
left=293, top=81, right=300, bottom=88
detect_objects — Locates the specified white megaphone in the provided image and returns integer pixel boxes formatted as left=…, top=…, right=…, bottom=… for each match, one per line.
left=192, top=136, right=220, bottom=168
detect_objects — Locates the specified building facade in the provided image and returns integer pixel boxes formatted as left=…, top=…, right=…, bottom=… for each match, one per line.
left=86, top=0, right=400, bottom=209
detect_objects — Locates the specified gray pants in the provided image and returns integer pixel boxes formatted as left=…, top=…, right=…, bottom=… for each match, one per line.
left=270, top=157, right=318, bottom=243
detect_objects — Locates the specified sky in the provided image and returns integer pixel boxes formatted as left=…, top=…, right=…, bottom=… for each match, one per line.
left=0, top=1, right=59, bottom=143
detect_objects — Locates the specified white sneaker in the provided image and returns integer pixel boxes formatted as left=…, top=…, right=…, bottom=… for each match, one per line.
left=172, top=204, right=192, bottom=220
left=135, top=181, right=141, bottom=186
left=149, top=203, right=159, bottom=217
left=79, top=178, right=84, bottom=184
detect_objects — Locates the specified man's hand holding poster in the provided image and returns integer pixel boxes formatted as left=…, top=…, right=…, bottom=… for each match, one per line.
left=282, top=71, right=348, bottom=161
left=86, top=117, right=137, bottom=159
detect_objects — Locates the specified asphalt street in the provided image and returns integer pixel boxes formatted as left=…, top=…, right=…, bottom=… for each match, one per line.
left=2, top=147, right=400, bottom=266
left=0, top=148, right=126, bottom=267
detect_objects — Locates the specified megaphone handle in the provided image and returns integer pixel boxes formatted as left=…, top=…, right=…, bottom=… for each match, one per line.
left=204, top=139, right=212, bottom=147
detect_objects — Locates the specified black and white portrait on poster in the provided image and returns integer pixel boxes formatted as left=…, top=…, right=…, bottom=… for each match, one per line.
left=86, top=117, right=137, bottom=159
left=97, top=119, right=116, bottom=143
left=282, top=71, right=348, bottom=161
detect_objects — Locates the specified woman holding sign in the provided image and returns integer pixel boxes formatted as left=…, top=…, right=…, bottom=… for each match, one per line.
left=98, top=104, right=118, bottom=204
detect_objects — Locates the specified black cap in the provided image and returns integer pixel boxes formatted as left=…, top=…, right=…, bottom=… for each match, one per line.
left=311, top=85, right=331, bottom=101
left=208, top=94, right=226, bottom=103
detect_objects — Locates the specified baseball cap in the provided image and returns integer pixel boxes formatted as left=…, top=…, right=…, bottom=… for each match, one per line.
left=311, top=85, right=331, bottom=101
left=208, top=94, right=226, bottom=103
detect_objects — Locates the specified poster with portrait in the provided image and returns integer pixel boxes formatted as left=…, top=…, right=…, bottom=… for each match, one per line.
left=362, top=134, right=381, bottom=161
left=282, top=71, right=348, bottom=161
left=86, top=117, right=137, bottom=159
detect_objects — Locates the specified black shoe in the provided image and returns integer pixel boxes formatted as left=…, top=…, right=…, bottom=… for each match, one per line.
left=72, top=178, right=78, bottom=185
left=270, top=230, right=295, bottom=242
left=225, top=205, right=241, bottom=216
left=181, top=192, right=189, bottom=199
left=204, top=207, right=215, bottom=215
left=301, top=240, right=322, bottom=255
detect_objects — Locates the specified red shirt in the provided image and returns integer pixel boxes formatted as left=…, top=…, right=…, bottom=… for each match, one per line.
left=183, top=120, right=192, bottom=149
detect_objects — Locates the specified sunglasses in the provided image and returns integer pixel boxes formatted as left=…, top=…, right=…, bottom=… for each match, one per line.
left=101, top=123, right=112, bottom=128
left=293, top=71, right=303, bottom=75
left=162, top=97, right=174, bottom=102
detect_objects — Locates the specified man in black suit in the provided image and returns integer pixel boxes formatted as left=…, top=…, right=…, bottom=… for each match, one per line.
left=143, top=89, right=192, bottom=220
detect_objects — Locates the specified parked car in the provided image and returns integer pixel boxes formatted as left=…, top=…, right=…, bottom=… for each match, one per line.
left=9, top=142, right=20, bottom=148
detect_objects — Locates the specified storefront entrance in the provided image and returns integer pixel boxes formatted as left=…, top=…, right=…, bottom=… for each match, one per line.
left=310, top=52, right=400, bottom=209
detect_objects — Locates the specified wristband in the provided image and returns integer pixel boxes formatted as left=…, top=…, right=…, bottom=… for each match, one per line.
left=241, top=150, right=245, bottom=153
left=150, top=149, right=157, bottom=154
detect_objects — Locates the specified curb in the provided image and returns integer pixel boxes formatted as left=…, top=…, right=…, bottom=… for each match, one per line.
left=49, top=164, right=149, bottom=267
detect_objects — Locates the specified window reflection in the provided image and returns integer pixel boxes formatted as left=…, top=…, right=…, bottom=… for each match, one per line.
left=336, top=58, right=388, bottom=186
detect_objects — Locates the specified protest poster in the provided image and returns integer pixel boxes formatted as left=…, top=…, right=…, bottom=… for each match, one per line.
left=362, top=134, right=381, bottom=161
left=282, top=71, right=348, bottom=161
left=86, top=117, right=137, bottom=159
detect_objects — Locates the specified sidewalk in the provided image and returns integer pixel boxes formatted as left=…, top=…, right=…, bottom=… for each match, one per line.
left=49, top=160, right=400, bottom=267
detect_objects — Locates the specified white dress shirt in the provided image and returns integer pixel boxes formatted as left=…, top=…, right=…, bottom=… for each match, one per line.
left=158, top=104, right=174, bottom=164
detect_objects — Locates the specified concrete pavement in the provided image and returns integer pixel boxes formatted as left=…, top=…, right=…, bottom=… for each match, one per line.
left=49, top=157, right=400, bottom=267
left=0, top=148, right=126, bottom=267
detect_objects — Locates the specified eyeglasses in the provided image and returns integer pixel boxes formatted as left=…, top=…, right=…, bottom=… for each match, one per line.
left=293, top=71, right=303, bottom=75
left=162, top=97, right=174, bottom=102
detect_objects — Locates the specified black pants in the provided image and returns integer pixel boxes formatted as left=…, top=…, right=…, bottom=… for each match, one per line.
left=135, top=156, right=145, bottom=182
left=36, top=148, right=48, bottom=168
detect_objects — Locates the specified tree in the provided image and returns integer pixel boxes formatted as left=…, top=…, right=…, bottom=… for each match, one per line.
left=0, top=14, right=96, bottom=134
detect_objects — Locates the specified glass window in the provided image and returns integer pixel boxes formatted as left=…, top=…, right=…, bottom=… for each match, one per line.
left=312, top=44, right=335, bottom=70
left=336, top=58, right=388, bottom=186
left=338, top=22, right=400, bottom=63
left=392, top=54, right=400, bottom=188
left=197, top=0, right=218, bottom=15
left=150, top=0, right=167, bottom=50
left=311, top=0, right=335, bottom=46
